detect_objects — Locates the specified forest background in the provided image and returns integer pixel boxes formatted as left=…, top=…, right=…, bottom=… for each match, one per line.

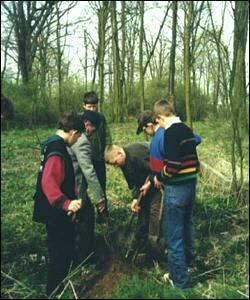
left=1, top=1, right=249, bottom=299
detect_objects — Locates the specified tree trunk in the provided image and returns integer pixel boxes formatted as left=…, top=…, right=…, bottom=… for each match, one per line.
left=56, top=5, right=63, bottom=114
left=229, top=1, right=249, bottom=196
left=139, top=1, right=145, bottom=112
left=111, top=1, right=122, bottom=122
left=168, top=1, right=178, bottom=109
left=98, top=2, right=109, bottom=113
left=184, top=2, right=192, bottom=128
left=121, top=1, right=127, bottom=118
left=84, top=30, right=88, bottom=90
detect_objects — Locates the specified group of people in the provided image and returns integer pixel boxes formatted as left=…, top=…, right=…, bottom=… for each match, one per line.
left=33, top=92, right=201, bottom=296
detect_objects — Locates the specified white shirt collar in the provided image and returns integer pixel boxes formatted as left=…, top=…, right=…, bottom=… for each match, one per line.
left=165, top=116, right=182, bottom=130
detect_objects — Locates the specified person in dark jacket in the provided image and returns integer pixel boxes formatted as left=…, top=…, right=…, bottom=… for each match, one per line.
left=104, top=143, right=163, bottom=263
left=33, top=112, right=84, bottom=297
left=82, top=91, right=112, bottom=211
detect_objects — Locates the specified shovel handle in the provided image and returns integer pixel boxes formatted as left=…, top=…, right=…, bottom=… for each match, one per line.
left=136, top=192, right=144, bottom=206
left=126, top=192, right=144, bottom=231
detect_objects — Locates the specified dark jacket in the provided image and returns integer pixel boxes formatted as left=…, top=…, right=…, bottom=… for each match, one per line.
left=87, top=112, right=112, bottom=161
left=121, top=142, right=150, bottom=198
left=33, top=135, right=76, bottom=224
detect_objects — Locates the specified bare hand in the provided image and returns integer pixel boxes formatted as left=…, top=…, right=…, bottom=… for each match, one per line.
left=131, top=198, right=141, bottom=213
left=68, top=199, right=81, bottom=213
left=140, top=181, right=151, bottom=196
left=154, top=176, right=163, bottom=189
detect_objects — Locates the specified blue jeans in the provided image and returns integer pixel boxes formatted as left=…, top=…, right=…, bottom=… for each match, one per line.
left=162, top=182, right=196, bottom=289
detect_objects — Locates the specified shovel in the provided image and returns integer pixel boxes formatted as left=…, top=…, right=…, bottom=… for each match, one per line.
left=124, top=192, right=144, bottom=259
left=103, top=222, right=115, bottom=253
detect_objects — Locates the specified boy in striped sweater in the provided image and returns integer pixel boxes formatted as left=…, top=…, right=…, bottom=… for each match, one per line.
left=138, top=110, right=201, bottom=190
left=153, top=100, right=200, bottom=289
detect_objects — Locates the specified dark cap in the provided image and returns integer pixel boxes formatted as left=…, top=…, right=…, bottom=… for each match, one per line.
left=136, top=110, right=155, bottom=135
left=82, top=110, right=101, bottom=128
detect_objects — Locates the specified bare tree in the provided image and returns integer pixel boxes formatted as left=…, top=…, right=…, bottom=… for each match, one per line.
left=2, top=2, right=57, bottom=84
left=98, top=1, right=110, bottom=112
left=229, top=1, right=249, bottom=196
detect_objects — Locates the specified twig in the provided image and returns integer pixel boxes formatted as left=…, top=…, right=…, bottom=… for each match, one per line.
left=57, top=281, right=70, bottom=299
left=69, top=280, right=78, bottom=299
left=66, top=252, right=94, bottom=280
left=193, top=266, right=223, bottom=278
left=1, top=270, right=30, bottom=290
left=236, top=290, right=249, bottom=299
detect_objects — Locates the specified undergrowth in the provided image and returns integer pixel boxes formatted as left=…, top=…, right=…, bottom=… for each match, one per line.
left=1, top=120, right=249, bottom=299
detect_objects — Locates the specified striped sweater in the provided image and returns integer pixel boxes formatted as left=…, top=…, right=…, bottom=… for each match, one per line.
left=157, top=122, right=200, bottom=185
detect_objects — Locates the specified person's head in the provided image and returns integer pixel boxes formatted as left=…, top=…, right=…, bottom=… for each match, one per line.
left=153, top=100, right=175, bottom=128
left=104, top=145, right=126, bottom=167
left=57, top=112, right=83, bottom=146
left=136, top=110, right=157, bottom=136
left=82, top=91, right=98, bottom=112
left=82, top=110, right=101, bottom=136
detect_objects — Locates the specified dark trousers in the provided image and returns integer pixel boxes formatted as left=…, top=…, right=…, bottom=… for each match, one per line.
left=74, top=199, right=95, bottom=264
left=45, top=202, right=95, bottom=296
left=132, top=188, right=163, bottom=254
left=93, top=159, right=107, bottom=207
left=46, top=217, right=76, bottom=297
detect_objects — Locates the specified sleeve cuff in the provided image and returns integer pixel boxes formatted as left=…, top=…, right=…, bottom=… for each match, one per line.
left=61, top=199, right=71, bottom=212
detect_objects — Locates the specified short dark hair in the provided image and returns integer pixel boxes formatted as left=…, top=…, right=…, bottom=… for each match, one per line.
left=82, top=91, right=99, bottom=104
left=57, top=112, right=84, bottom=133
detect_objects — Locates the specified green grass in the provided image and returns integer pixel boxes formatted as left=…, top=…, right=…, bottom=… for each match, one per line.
left=1, top=119, right=249, bottom=299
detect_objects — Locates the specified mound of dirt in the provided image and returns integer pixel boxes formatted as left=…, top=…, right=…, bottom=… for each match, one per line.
left=86, top=257, right=137, bottom=299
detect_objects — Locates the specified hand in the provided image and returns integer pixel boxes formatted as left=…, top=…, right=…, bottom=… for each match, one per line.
left=140, top=181, right=151, bottom=196
left=68, top=199, right=82, bottom=213
left=131, top=198, right=141, bottom=213
left=154, top=176, right=163, bottom=189
left=96, top=200, right=109, bottom=224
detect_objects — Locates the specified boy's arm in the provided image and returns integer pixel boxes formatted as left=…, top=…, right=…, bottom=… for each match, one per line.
left=156, top=130, right=177, bottom=182
left=41, top=156, right=71, bottom=211
left=71, top=135, right=105, bottom=205
left=149, top=136, right=165, bottom=183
